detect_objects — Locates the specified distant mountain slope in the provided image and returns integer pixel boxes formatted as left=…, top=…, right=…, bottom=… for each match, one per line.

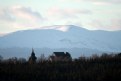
left=0, top=25, right=121, bottom=58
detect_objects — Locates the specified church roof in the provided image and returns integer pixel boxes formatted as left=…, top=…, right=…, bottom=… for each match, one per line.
left=53, top=52, right=71, bottom=57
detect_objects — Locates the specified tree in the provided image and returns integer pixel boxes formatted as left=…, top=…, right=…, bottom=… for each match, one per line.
left=91, top=54, right=99, bottom=59
left=37, top=54, right=46, bottom=63
left=101, top=53, right=109, bottom=58
left=18, top=58, right=26, bottom=63
left=0, top=55, right=3, bottom=62
left=8, top=57, right=18, bottom=64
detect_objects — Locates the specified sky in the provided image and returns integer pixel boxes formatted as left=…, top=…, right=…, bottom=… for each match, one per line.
left=0, top=0, right=121, bottom=34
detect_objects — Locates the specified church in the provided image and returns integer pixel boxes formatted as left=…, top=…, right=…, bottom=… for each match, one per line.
left=28, top=48, right=37, bottom=64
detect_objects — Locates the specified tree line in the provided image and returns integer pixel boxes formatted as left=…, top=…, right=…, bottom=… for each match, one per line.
left=0, top=52, right=121, bottom=81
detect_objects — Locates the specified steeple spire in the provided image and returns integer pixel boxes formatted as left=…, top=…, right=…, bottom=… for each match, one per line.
left=28, top=48, right=37, bottom=64
left=32, top=48, right=34, bottom=53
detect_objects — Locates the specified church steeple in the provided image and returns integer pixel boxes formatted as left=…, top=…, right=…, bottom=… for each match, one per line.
left=32, top=48, right=34, bottom=52
left=31, top=48, right=35, bottom=56
left=28, top=48, right=37, bottom=64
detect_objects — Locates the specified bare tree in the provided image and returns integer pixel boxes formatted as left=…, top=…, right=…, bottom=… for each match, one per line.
left=18, top=58, right=26, bottom=63
left=38, top=54, right=46, bottom=63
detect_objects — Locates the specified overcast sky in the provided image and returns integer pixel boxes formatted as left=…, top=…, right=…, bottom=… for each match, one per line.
left=0, top=0, right=121, bottom=33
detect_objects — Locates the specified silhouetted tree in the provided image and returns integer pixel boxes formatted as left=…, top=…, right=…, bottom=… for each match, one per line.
left=37, top=54, right=46, bottom=63
left=8, top=57, right=18, bottom=64
left=0, top=53, right=121, bottom=81
left=117, top=53, right=121, bottom=57
left=91, top=54, right=99, bottom=59
left=18, top=58, right=26, bottom=63
left=0, top=55, right=3, bottom=62
left=101, top=53, right=109, bottom=58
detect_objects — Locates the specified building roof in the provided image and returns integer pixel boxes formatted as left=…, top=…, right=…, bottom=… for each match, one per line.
left=53, top=52, right=65, bottom=57
left=53, top=52, right=71, bottom=57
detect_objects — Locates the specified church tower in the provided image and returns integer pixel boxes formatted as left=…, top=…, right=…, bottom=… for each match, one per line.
left=28, top=48, right=37, bottom=64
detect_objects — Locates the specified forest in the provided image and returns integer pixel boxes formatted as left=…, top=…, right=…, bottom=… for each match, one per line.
left=0, top=52, right=121, bottom=81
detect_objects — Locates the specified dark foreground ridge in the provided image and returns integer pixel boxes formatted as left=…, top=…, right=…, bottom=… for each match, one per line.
left=0, top=52, right=121, bottom=81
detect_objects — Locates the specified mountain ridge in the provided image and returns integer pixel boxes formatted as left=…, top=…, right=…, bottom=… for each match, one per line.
left=0, top=25, right=121, bottom=58
left=1, top=25, right=121, bottom=37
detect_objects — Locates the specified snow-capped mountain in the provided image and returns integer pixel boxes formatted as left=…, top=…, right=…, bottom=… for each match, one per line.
left=0, top=25, right=121, bottom=58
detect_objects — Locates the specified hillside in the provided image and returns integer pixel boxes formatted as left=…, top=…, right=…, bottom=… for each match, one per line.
left=0, top=25, right=121, bottom=58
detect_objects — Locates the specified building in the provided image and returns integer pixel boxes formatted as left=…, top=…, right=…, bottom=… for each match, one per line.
left=49, top=52, right=72, bottom=62
left=28, top=48, right=37, bottom=64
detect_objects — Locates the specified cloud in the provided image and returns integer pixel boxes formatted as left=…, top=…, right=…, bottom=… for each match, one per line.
left=47, top=7, right=92, bottom=20
left=91, top=0, right=121, bottom=3
left=62, top=0, right=121, bottom=5
left=11, top=6, right=43, bottom=21
left=0, top=8, right=15, bottom=21
left=0, top=5, right=45, bottom=32
left=0, top=5, right=44, bottom=22
left=109, top=19, right=121, bottom=30
left=90, top=0, right=121, bottom=5
left=0, top=3, right=120, bottom=33
left=88, top=18, right=121, bottom=31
